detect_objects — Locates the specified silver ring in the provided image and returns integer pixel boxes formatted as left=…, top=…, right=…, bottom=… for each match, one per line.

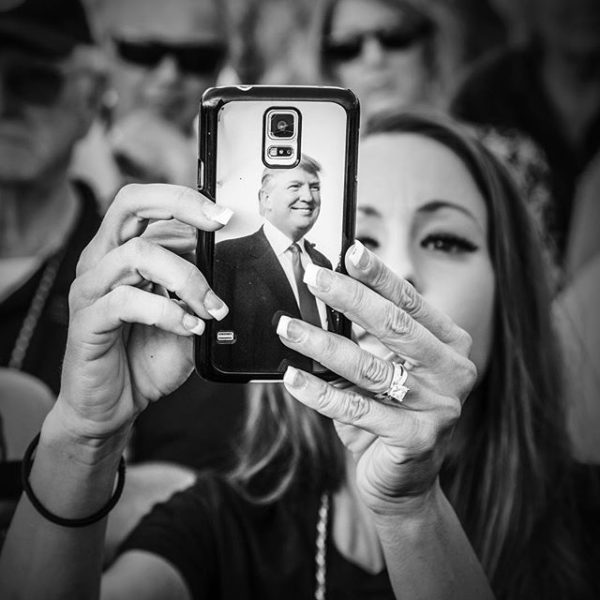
left=375, top=361, right=410, bottom=403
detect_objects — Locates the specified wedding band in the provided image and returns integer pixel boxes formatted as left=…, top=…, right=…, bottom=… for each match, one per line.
left=375, top=361, right=410, bottom=403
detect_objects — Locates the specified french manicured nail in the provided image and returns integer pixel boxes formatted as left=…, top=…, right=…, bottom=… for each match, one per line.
left=276, top=315, right=302, bottom=341
left=183, top=314, right=205, bottom=335
left=204, top=290, right=229, bottom=320
left=348, top=240, right=369, bottom=269
left=205, top=204, right=233, bottom=225
left=284, top=366, right=306, bottom=389
left=303, top=264, right=332, bottom=291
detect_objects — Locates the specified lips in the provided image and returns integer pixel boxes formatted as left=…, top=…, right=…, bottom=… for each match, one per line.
left=291, top=203, right=315, bottom=214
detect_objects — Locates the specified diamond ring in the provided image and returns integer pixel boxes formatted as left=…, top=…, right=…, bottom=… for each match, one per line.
left=375, top=361, right=410, bottom=403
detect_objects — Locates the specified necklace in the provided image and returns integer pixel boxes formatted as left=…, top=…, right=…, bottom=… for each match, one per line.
left=8, top=250, right=65, bottom=370
left=315, top=492, right=330, bottom=600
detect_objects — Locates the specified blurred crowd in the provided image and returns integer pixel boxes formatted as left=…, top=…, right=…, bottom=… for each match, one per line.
left=1, top=0, right=599, bottom=584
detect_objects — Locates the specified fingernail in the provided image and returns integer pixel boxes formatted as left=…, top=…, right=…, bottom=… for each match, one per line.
left=303, top=264, right=332, bottom=291
left=183, top=314, right=205, bottom=335
left=205, top=204, right=233, bottom=225
left=349, top=240, right=369, bottom=269
left=284, top=366, right=306, bottom=388
left=276, top=315, right=302, bottom=341
left=204, top=290, right=229, bottom=320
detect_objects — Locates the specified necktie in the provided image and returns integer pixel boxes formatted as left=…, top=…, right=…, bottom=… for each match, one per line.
left=288, top=243, right=322, bottom=328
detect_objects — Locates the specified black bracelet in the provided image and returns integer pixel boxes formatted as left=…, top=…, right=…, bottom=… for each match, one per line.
left=21, top=432, right=126, bottom=528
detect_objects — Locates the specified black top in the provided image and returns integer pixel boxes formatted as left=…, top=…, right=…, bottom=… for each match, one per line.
left=120, top=467, right=600, bottom=599
left=0, top=181, right=101, bottom=395
left=451, top=43, right=600, bottom=259
left=119, top=475, right=395, bottom=600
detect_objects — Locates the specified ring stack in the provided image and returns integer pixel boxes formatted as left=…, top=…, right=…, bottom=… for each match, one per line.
left=376, top=361, right=410, bottom=403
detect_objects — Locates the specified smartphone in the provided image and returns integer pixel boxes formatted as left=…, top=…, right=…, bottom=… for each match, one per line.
left=195, top=85, right=359, bottom=382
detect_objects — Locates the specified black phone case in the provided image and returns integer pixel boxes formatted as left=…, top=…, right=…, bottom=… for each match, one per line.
left=195, top=85, right=359, bottom=382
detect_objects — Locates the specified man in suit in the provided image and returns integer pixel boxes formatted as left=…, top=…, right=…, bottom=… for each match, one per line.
left=215, top=154, right=335, bottom=373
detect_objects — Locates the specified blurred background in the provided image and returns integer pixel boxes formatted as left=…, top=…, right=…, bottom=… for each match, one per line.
left=1, top=0, right=599, bottom=550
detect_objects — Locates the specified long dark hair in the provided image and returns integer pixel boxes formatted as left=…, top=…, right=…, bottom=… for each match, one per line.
left=228, top=112, right=592, bottom=598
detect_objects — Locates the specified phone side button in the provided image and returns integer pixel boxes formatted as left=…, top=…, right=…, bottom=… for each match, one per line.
left=197, top=159, right=204, bottom=190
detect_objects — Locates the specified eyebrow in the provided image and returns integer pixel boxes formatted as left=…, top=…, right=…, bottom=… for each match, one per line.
left=357, top=205, right=382, bottom=218
left=358, top=200, right=480, bottom=223
left=413, top=200, right=486, bottom=230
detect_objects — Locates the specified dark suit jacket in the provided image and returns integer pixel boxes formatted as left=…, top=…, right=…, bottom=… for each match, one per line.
left=213, top=227, right=334, bottom=373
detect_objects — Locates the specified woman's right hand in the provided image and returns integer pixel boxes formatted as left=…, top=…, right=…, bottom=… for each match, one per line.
left=53, top=184, right=232, bottom=446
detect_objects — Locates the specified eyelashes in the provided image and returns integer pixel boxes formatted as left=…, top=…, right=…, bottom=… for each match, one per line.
left=421, top=233, right=478, bottom=254
left=356, top=233, right=478, bottom=255
left=355, top=235, right=380, bottom=251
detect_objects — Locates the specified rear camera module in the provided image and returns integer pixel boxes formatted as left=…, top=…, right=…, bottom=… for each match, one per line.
left=269, top=113, right=295, bottom=139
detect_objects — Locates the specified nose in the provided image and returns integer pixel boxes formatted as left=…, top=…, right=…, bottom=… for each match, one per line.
left=382, top=238, right=419, bottom=293
left=361, top=35, right=386, bottom=66
left=298, top=183, right=312, bottom=202
left=150, top=55, right=182, bottom=85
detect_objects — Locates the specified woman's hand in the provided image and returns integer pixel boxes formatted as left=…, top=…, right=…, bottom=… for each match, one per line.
left=279, top=241, right=477, bottom=515
left=54, top=184, right=231, bottom=446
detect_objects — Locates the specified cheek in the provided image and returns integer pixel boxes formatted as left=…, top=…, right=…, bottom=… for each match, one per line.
left=333, top=61, right=366, bottom=89
left=421, top=258, right=496, bottom=377
left=385, top=50, right=430, bottom=92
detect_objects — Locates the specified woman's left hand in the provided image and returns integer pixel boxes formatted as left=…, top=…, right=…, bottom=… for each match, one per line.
left=279, top=242, right=477, bottom=516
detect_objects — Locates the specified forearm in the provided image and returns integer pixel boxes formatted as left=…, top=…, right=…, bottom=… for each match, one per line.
left=374, top=483, right=494, bottom=600
left=0, top=404, right=129, bottom=600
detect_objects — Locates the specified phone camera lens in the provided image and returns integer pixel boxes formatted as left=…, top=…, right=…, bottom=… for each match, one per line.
left=270, top=113, right=294, bottom=138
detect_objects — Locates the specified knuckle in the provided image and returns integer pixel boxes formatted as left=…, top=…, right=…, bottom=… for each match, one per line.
left=320, top=330, right=339, bottom=359
left=76, top=245, right=92, bottom=275
left=410, top=417, right=438, bottom=454
left=370, top=259, right=392, bottom=290
left=340, top=391, right=371, bottom=422
left=399, top=281, right=421, bottom=315
left=115, top=183, right=142, bottom=203
left=124, top=236, right=150, bottom=260
left=107, top=285, right=126, bottom=310
left=455, top=328, right=473, bottom=356
left=177, top=261, right=201, bottom=294
left=68, top=277, right=83, bottom=310
left=315, top=383, right=338, bottom=412
left=382, top=304, right=411, bottom=337
left=359, top=354, right=389, bottom=387
left=349, top=279, right=367, bottom=310
left=455, top=356, right=478, bottom=399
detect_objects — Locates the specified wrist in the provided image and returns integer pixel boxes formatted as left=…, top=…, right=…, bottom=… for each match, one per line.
left=41, top=400, right=130, bottom=468
left=369, top=479, right=444, bottom=522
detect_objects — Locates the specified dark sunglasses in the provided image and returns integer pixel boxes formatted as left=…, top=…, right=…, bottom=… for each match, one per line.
left=323, top=21, right=433, bottom=62
left=114, top=38, right=226, bottom=76
left=1, top=61, right=68, bottom=106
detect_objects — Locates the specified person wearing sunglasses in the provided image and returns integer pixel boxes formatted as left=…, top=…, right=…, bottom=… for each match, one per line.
left=86, top=0, right=227, bottom=188
left=306, top=0, right=459, bottom=121
left=0, top=0, right=107, bottom=541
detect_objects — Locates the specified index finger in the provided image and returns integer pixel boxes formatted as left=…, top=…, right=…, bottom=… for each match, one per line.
left=345, top=241, right=472, bottom=355
left=78, top=184, right=232, bottom=274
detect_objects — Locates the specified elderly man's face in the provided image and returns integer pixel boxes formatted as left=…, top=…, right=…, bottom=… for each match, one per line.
left=0, top=48, right=98, bottom=184
left=103, top=0, right=225, bottom=131
left=260, top=166, right=321, bottom=242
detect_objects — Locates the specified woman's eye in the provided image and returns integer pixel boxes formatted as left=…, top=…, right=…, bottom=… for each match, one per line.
left=356, top=235, right=380, bottom=251
left=421, top=233, right=477, bottom=254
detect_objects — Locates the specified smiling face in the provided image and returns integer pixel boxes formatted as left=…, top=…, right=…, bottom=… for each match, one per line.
left=356, top=133, right=496, bottom=375
left=259, top=166, right=322, bottom=242
left=326, top=0, right=433, bottom=119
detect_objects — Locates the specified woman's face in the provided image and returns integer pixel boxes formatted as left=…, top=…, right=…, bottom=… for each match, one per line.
left=326, top=0, right=433, bottom=120
left=356, top=133, right=495, bottom=376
